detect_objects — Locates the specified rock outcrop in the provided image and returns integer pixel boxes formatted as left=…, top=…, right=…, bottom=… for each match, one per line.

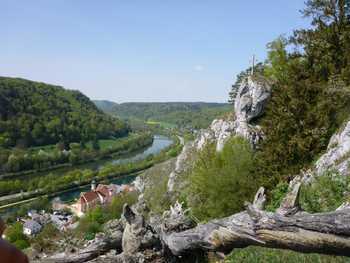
left=167, top=75, right=271, bottom=193
left=195, top=75, right=271, bottom=151
left=121, top=205, right=159, bottom=257
left=195, top=119, right=236, bottom=152
left=234, top=76, right=271, bottom=123
left=315, top=120, right=350, bottom=176
left=167, top=142, right=195, bottom=193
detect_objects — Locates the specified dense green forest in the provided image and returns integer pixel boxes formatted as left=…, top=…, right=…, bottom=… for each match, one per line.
left=0, top=77, right=129, bottom=148
left=94, top=101, right=231, bottom=129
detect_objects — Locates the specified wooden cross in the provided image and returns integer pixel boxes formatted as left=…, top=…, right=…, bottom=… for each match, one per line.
left=250, top=55, right=256, bottom=75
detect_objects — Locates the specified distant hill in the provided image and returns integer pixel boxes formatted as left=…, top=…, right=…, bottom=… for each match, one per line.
left=0, top=77, right=129, bottom=148
left=93, top=100, right=118, bottom=114
left=95, top=101, right=232, bottom=129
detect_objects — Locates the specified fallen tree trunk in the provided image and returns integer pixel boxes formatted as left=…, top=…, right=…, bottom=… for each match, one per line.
left=43, top=231, right=123, bottom=263
left=161, top=179, right=350, bottom=257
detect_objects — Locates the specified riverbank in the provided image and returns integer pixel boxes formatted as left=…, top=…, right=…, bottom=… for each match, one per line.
left=0, top=132, right=153, bottom=180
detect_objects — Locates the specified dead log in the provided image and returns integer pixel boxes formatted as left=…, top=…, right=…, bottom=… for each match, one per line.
left=43, top=234, right=122, bottom=263
left=161, top=184, right=350, bottom=257
left=43, top=219, right=125, bottom=263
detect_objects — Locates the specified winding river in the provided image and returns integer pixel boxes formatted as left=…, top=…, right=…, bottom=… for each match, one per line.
left=57, top=134, right=173, bottom=202
left=0, top=135, right=173, bottom=218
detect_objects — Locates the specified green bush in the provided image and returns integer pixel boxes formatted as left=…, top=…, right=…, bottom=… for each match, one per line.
left=13, top=239, right=30, bottom=250
left=106, top=192, right=138, bottom=219
left=143, top=161, right=173, bottom=215
left=75, top=206, right=105, bottom=239
left=4, top=222, right=30, bottom=250
left=186, top=137, right=258, bottom=222
left=300, top=171, right=350, bottom=213
left=31, top=223, right=60, bottom=252
left=167, top=145, right=182, bottom=158
left=266, top=182, right=289, bottom=212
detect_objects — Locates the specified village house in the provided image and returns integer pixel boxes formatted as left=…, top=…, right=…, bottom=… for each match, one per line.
left=73, top=181, right=134, bottom=216
left=50, top=212, right=74, bottom=231
left=27, top=210, right=49, bottom=225
left=23, top=220, right=42, bottom=236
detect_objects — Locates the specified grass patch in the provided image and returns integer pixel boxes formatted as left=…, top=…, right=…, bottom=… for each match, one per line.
left=225, top=246, right=350, bottom=263
left=300, top=171, right=350, bottom=213
left=146, top=120, right=176, bottom=129
left=143, top=160, right=174, bottom=215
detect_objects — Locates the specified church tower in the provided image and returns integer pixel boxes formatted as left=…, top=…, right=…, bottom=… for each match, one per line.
left=91, top=180, right=96, bottom=191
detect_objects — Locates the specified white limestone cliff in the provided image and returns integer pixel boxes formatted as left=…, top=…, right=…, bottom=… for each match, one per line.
left=195, top=75, right=271, bottom=151
left=315, top=120, right=350, bottom=176
left=167, top=142, right=195, bottom=192
left=167, top=75, right=271, bottom=193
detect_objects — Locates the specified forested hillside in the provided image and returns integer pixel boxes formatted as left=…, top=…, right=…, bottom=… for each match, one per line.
left=0, top=77, right=129, bottom=148
left=93, top=100, right=118, bottom=114
left=96, top=102, right=231, bottom=129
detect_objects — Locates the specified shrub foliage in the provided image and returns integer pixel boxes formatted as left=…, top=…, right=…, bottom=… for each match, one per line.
left=186, top=137, right=258, bottom=221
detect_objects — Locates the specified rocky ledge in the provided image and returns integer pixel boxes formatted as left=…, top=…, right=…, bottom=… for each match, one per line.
left=315, top=119, right=350, bottom=176
left=195, top=75, right=271, bottom=151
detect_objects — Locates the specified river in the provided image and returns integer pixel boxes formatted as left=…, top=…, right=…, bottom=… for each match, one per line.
left=0, top=135, right=173, bottom=218
left=57, top=134, right=173, bottom=202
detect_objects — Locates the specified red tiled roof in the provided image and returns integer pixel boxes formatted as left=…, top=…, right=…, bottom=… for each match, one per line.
left=97, top=188, right=109, bottom=197
left=96, top=185, right=111, bottom=197
left=81, top=191, right=99, bottom=203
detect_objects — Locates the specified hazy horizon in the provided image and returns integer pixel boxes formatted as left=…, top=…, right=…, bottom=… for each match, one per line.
left=1, top=1, right=309, bottom=103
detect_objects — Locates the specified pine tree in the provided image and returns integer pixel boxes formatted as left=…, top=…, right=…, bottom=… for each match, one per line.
left=256, top=28, right=350, bottom=184
left=293, top=0, right=350, bottom=83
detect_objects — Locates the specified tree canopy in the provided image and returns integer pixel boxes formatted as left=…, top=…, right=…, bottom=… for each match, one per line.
left=228, top=0, right=350, bottom=184
left=0, top=77, right=129, bottom=148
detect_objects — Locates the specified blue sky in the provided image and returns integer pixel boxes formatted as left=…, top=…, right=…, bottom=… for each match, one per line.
left=1, top=1, right=310, bottom=102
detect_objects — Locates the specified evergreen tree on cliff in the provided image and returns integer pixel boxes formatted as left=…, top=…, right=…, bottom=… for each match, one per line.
left=255, top=0, right=350, bottom=184
left=292, top=0, right=350, bottom=83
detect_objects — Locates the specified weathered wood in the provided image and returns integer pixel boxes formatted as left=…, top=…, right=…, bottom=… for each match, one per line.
left=276, top=176, right=302, bottom=216
left=161, top=207, right=350, bottom=257
left=161, top=185, right=350, bottom=258
left=248, top=204, right=350, bottom=236
left=252, top=187, right=266, bottom=210
left=43, top=235, right=122, bottom=263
